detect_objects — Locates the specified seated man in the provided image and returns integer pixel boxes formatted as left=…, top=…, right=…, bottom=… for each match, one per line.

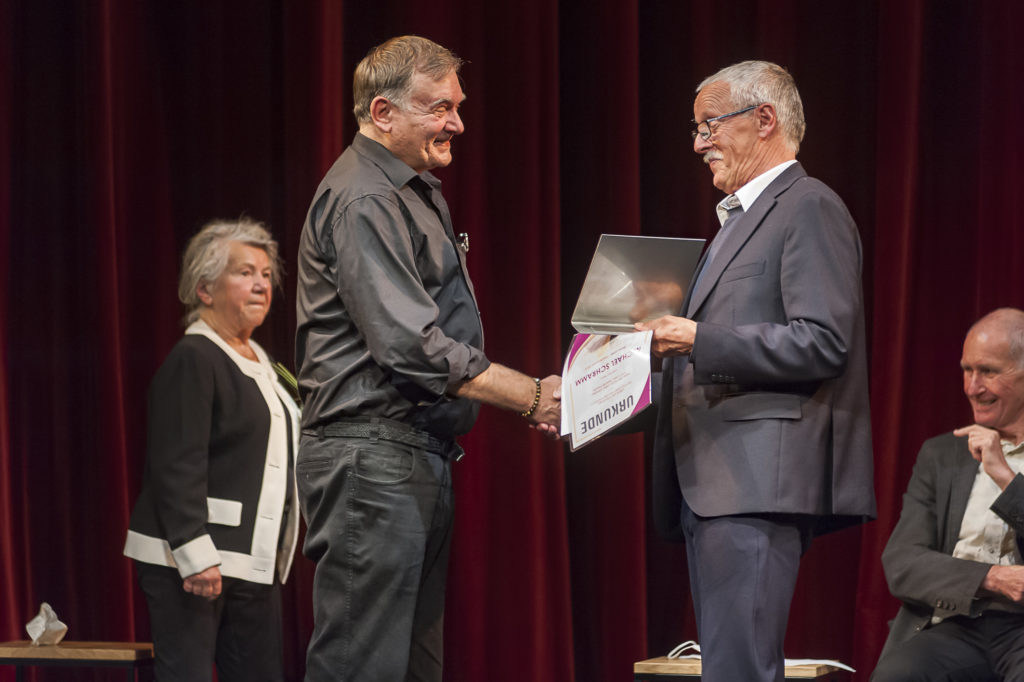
left=874, top=308, right=1024, bottom=681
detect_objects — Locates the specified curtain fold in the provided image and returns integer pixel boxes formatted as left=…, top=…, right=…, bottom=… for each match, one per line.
left=558, top=2, right=650, bottom=681
left=0, top=0, right=19, bottom=644
left=852, top=0, right=927, bottom=668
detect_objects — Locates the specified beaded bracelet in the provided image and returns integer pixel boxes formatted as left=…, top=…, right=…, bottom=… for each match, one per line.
left=520, top=377, right=541, bottom=417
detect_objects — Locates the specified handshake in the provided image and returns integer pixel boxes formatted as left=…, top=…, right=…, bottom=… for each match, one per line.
left=524, top=375, right=562, bottom=439
left=459, top=328, right=655, bottom=449
left=453, top=364, right=562, bottom=439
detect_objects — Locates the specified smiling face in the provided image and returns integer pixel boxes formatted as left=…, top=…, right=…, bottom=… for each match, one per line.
left=385, top=69, right=465, bottom=173
left=692, top=81, right=766, bottom=194
left=199, top=241, right=272, bottom=338
left=961, top=324, right=1024, bottom=441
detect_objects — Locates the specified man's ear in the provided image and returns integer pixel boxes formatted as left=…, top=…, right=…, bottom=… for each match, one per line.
left=756, top=103, right=778, bottom=139
left=369, top=96, right=394, bottom=134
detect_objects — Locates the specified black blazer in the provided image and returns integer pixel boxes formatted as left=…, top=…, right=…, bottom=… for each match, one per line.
left=124, top=322, right=300, bottom=584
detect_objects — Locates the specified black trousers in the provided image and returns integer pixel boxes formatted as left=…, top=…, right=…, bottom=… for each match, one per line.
left=297, top=433, right=456, bottom=682
left=872, top=612, right=1024, bottom=682
left=136, top=562, right=284, bottom=682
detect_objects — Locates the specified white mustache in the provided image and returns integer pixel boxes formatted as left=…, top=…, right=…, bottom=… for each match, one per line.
left=703, top=153, right=722, bottom=165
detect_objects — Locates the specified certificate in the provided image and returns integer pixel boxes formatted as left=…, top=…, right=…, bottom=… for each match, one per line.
left=560, top=331, right=653, bottom=451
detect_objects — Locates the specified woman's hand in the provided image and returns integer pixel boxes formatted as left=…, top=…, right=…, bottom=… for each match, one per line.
left=183, top=565, right=223, bottom=600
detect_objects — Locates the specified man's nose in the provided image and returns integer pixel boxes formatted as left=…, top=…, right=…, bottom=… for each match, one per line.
left=447, top=109, right=464, bottom=135
left=693, top=133, right=711, bottom=154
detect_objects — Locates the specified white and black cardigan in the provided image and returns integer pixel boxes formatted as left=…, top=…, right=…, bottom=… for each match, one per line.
left=123, top=320, right=300, bottom=585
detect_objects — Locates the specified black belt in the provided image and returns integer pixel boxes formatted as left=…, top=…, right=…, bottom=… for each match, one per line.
left=309, top=418, right=462, bottom=460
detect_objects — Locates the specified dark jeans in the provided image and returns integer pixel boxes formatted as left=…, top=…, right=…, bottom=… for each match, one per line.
left=297, top=432, right=456, bottom=682
left=135, top=561, right=283, bottom=682
left=872, top=612, right=1024, bottom=681
left=681, top=501, right=814, bottom=682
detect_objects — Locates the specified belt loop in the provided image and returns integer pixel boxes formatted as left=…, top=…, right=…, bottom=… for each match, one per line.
left=317, top=425, right=325, bottom=441
left=368, top=417, right=380, bottom=444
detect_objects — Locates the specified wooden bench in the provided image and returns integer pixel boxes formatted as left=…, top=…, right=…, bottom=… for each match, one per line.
left=0, top=640, right=154, bottom=681
left=634, top=656, right=850, bottom=680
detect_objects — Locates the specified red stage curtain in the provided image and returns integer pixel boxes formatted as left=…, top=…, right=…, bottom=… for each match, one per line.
left=0, top=0, right=17, bottom=645
left=5, top=2, right=1024, bottom=681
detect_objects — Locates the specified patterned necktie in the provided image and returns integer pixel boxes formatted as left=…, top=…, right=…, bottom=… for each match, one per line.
left=691, top=194, right=743, bottom=297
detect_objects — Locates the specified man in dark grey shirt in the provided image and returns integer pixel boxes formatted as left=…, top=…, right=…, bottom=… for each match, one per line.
left=294, top=35, right=560, bottom=682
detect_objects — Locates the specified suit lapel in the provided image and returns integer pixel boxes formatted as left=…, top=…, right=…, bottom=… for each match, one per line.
left=686, top=163, right=806, bottom=318
left=943, top=437, right=979, bottom=553
left=679, top=250, right=709, bottom=315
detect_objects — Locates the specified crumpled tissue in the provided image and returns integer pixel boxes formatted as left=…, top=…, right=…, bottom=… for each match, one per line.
left=25, top=602, right=68, bottom=646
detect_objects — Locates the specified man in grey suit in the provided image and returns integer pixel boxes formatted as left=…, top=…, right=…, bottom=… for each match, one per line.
left=873, top=308, right=1024, bottom=681
left=636, top=60, right=875, bottom=681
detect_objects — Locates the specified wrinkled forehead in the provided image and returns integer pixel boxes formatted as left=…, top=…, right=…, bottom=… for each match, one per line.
left=694, top=81, right=734, bottom=118
left=227, top=241, right=269, bottom=266
left=410, top=69, right=466, bottom=105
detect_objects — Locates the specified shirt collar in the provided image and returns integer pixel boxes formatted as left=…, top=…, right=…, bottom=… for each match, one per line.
left=1002, top=439, right=1024, bottom=456
left=350, top=132, right=440, bottom=191
left=185, top=319, right=268, bottom=373
left=729, top=159, right=798, bottom=212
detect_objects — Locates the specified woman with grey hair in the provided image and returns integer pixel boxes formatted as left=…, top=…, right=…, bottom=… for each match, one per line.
left=123, top=217, right=300, bottom=682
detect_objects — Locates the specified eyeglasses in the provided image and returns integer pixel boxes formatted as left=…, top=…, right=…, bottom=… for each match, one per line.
left=690, top=104, right=760, bottom=141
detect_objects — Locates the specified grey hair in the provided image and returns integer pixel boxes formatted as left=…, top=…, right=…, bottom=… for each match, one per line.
left=969, top=308, right=1024, bottom=368
left=352, top=35, right=464, bottom=125
left=697, top=60, right=806, bottom=154
left=177, top=217, right=282, bottom=325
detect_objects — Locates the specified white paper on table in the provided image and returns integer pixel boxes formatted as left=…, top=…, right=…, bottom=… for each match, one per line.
left=666, top=641, right=855, bottom=672
left=560, top=331, right=653, bottom=451
left=784, top=659, right=856, bottom=671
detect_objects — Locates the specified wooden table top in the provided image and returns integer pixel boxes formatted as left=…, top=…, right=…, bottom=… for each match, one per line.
left=0, top=641, right=154, bottom=661
left=634, top=656, right=841, bottom=678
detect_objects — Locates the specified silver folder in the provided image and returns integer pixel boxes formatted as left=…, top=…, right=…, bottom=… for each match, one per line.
left=570, top=234, right=705, bottom=335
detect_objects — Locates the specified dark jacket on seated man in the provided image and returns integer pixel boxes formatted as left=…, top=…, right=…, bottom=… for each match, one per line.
left=880, top=432, right=1024, bottom=657
left=874, top=307, right=1024, bottom=681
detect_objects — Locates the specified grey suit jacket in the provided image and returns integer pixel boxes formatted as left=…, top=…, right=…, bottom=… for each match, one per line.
left=878, top=432, right=1024, bottom=658
left=652, top=163, right=876, bottom=540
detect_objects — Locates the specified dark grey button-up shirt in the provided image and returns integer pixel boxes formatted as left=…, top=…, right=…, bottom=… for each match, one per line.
left=296, top=133, right=490, bottom=438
